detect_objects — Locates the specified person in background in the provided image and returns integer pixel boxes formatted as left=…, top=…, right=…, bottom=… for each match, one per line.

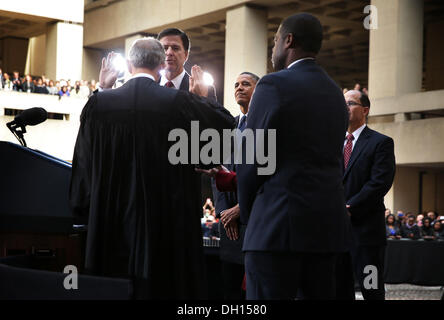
left=22, top=74, right=35, bottom=93
left=416, top=214, right=424, bottom=227
left=34, top=78, right=49, bottom=94
left=427, top=211, right=437, bottom=222
left=12, top=71, right=22, bottom=91
left=58, top=85, right=70, bottom=98
left=401, top=214, right=421, bottom=240
left=432, top=220, right=444, bottom=240
left=3, top=73, right=13, bottom=91
left=47, top=80, right=58, bottom=95
left=420, top=217, right=435, bottom=240
left=385, top=214, right=401, bottom=239
left=385, top=208, right=392, bottom=218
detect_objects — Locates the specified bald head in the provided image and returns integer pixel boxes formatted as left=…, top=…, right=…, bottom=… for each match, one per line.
left=128, top=37, right=165, bottom=70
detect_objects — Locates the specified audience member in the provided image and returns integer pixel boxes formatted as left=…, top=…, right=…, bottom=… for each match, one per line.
left=385, top=208, right=392, bottom=218
left=2, top=73, right=12, bottom=91
left=401, top=214, right=421, bottom=240
left=22, top=75, right=35, bottom=93
left=58, top=85, right=70, bottom=97
left=386, top=214, right=401, bottom=239
left=427, top=211, right=437, bottom=222
left=34, top=78, right=49, bottom=94
left=12, top=71, right=22, bottom=91
left=420, top=217, right=435, bottom=240
left=416, top=214, right=424, bottom=227
left=47, top=80, right=58, bottom=95
left=432, top=220, right=444, bottom=240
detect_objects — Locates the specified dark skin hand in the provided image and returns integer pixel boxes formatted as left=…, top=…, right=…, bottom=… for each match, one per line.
left=221, top=204, right=240, bottom=240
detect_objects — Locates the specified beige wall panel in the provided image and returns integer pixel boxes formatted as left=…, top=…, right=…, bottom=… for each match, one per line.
left=369, top=0, right=423, bottom=99
left=370, top=118, right=444, bottom=165
left=224, top=5, right=268, bottom=115
left=422, top=173, right=436, bottom=213
left=25, top=34, right=46, bottom=77
left=82, top=48, right=104, bottom=83
left=83, top=0, right=249, bottom=47
left=393, top=167, right=420, bottom=214
left=0, top=0, right=84, bottom=23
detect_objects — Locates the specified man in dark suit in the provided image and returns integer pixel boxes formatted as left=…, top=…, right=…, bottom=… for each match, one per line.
left=236, top=13, right=350, bottom=300
left=157, top=28, right=217, bottom=101
left=213, top=71, right=259, bottom=299
left=70, top=38, right=234, bottom=299
left=343, top=89, right=396, bottom=300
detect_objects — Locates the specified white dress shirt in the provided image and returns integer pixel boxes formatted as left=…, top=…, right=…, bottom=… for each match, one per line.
left=344, top=124, right=366, bottom=151
left=159, top=69, right=186, bottom=89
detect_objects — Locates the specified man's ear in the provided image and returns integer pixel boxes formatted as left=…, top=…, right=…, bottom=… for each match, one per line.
left=126, top=60, right=133, bottom=74
left=184, top=50, right=189, bottom=63
left=363, top=107, right=370, bottom=117
left=284, top=33, right=294, bottom=49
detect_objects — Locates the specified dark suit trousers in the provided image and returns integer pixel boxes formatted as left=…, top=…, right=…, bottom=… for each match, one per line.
left=221, top=261, right=245, bottom=300
left=245, top=251, right=338, bottom=300
left=351, top=245, right=386, bottom=300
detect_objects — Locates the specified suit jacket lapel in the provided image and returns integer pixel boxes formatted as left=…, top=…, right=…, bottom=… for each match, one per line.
left=179, top=72, right=190, bottom=91
left=343, top=126, right=372, bottom=180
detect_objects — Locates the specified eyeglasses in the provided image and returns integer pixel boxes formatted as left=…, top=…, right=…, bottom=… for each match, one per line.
left=346, top=101, right=362, bottom=107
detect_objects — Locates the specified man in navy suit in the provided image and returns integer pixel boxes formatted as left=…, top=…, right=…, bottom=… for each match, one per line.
left=236, top=13, right=350, bottom=300
left=214, top=71, right=259, bottom=299
left=342, top=90, right=395, bottom=300
left=157, top=28, right=217, bottom=101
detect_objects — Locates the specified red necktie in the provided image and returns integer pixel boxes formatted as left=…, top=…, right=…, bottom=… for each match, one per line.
left=344, top=133, right=355, bottom=169
left=165, top=81, right=174, bottom=88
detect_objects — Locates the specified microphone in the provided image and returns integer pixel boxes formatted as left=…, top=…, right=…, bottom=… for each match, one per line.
left=6, top=107, right=48, bottom=147
left=14, top=107, right=48, bottom=126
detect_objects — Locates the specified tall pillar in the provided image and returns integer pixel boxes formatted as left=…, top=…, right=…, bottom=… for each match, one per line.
left=25, top=34, right=46, bottom=76
left=45, top=22, right=83, bottom=81
left=368, top=0, right=423, bottom=99
left=224, top=5, right=268, bottom=114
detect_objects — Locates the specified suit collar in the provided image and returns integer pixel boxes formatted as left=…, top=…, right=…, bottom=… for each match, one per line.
left=343, top=126, right=372, bottom=179
left=288, top=58, right=316, bottom=70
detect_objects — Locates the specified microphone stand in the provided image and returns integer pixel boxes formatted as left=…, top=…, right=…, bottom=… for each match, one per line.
left=6, top=121, right=27, bottom=147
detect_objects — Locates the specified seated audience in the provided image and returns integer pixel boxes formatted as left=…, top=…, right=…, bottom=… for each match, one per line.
left=386, top=214, right=401, bottom=239
left=416, top=214, right=424, bottom=227
left=401, top=214, right=420, bottom=240
left=58, top=85, right=70, bottom=97
left=2, top=73, right=13, bottom=91
left=432, top=220, right=444, bottom=240
left=34, top=78, right=49, bottom=94
left=47, top=80, right=58, bottom=95
left=22, top=75, right=35, bottom=93
left=420, top=217, right=435, bottom=240
left=427, top=211, right=437, bottom=222
left=12, top=71, right=22, bottom=91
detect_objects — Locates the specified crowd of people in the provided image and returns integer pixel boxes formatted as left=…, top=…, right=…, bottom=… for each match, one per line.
left=201, top=198, right=220, bottom=239
left=0, top=68, right=98, bottom=99
left=385, top=209, right=444, bottom=240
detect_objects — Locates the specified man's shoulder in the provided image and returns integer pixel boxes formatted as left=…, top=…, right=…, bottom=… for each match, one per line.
left=365, top=126, right=394, bottom=143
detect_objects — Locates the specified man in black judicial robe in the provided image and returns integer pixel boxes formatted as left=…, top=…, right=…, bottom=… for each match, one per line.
left=69, top=38, right=234, bottom=299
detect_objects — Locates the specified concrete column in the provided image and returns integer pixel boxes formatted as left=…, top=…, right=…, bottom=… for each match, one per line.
left=125, top=34, right=146, bottom=58
left=425, top=20, right=444, bottom=91
left=224, top=5, right=268, bottom=114
left=45, top=22, right=83, bottom=81
left=82, top=48, right=104, bottom=83
left=368, top=0, right=423, bottom=99
left=25, top=34, right=46, bottom=76
left=391, top=167, right=420, bottom=214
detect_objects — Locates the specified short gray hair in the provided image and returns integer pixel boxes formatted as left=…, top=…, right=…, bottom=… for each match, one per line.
left=128, top=37, right=165, bottom=70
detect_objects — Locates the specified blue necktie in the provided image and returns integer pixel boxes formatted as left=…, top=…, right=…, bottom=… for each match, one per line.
left=238, top=115, right=247, bottom=132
